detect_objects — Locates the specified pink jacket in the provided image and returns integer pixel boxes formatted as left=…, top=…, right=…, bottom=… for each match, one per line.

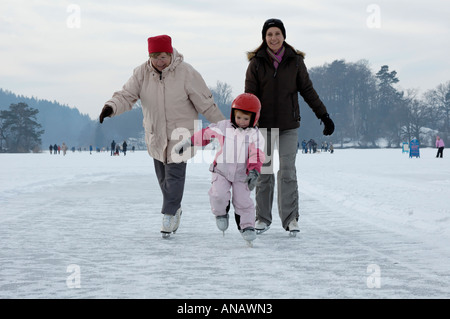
left=436, top=138, right=445, bottom=148
left=191, top=120, right=265, bottom=182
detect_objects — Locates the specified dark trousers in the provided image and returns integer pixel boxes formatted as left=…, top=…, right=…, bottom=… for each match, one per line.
left=153, top=159, right=187, bottom=215
left=436, top=147, right=444, bottom=158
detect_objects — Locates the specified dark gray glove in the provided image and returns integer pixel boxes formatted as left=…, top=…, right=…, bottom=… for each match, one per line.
left=174, top=139, right=192, bottom=155
left=245, top=169, right=260, bottom=191
left=99, top=106, right=113, bottom=123
left=321, top=113, right=335, bottom=136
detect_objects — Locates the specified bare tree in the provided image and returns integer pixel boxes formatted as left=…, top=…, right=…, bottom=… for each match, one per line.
left=401, top=89, right=434, bottom=145
left=210, top=81, right=233, bottom=107
left=424, top=81, right=450, bottom=141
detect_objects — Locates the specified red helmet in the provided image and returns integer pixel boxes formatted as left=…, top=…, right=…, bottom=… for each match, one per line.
left=230, top=93, right=261, bottom=127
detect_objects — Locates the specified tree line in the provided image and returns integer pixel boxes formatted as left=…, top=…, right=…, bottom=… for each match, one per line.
left=302, top=60, right=450, bottom=147
left=1, top=59, right=449, bottom=153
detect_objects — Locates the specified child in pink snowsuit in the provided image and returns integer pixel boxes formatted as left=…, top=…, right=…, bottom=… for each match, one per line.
left=176, top=93, right=265, bottom=243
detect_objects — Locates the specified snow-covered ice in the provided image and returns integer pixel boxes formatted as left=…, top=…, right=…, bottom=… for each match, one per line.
left=1, top=147, right=449, bottom=298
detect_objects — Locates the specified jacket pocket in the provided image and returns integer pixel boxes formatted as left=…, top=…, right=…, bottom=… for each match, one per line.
left=291, top=93, right=301, bottom=122
left=144, top=121, right=154, bottom=134
left=144, top=124, right=154, bottom=147
left=210, top=171, right=219, bottom=183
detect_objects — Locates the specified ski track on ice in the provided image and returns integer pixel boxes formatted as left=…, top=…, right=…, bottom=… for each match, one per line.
left=0, top=150, right=449, bottom=298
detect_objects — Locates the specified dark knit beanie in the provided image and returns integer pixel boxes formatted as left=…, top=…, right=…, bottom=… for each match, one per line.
left=262, top=18, right=286, bottom=40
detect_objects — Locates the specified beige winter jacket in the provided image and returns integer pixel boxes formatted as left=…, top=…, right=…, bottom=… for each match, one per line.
left=105, top=48, right=225, bottom=164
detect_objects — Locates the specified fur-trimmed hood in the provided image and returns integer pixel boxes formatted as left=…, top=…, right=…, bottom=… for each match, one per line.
left=244, top=42, right=328, bottom=130
left=247, top=45, right=305, bottom=61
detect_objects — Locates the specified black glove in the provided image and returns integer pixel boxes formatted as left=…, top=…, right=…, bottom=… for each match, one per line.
left=99, top=106, right=113, bottom=123
left=245, top=169, right=260, bottom=191
left=321, top=113, right=335, bottom=136
left=174, top=139, right=192, bottom=155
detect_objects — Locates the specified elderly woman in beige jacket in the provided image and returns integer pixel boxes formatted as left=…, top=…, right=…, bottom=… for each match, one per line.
left=99, top=35, right=225, bottom=238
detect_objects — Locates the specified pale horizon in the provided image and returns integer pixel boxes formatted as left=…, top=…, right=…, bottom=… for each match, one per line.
left=1, top=0, right=449, bottom=119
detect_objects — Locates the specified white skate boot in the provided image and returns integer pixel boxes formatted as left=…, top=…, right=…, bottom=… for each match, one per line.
left=288, top=219, right=300, bottom=237
left=255, top=220, right=270, bottom=235
left=216, top=213, right=229, bottom=236
left=241, top=227, right=256, bottom=247
left=161, top=208, right=182, bottom=238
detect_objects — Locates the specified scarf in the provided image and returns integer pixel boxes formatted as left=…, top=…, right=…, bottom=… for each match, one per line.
left=266, top=46, right=285, bottom=69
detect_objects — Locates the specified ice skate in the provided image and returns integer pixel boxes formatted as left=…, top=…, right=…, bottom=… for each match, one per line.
left=255, top=220, right=270, bottom=235
left=288, top=219, right=300, bottom=237
left=172, top=208, right=182, bottom=233
left=161, top=208, right=182, bottom=238
left=215, top=201, right=231, bottom=236
left=241, top=227, right=256, bottom=247
left=216, top=213, right=229, bottom=236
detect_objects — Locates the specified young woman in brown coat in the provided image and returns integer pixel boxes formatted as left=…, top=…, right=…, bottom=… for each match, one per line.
left=245, top=18, right=334, bottom=236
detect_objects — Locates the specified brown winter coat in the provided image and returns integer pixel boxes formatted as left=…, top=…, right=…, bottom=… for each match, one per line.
left=245, top=45, right=328, bottom=130
left=105, top=48, right=225, bottom=163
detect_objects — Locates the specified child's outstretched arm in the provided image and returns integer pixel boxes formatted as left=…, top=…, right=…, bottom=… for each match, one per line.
left=191, top=126, right=223, bottom=147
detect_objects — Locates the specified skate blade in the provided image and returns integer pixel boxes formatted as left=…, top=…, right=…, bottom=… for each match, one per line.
left=256, top=226, right=270, bottom=235
left=161, top=231, right=172, bottom=239
left=245, top=240, right=254, bottom=248
left=289, top=230, right=300, bottom=237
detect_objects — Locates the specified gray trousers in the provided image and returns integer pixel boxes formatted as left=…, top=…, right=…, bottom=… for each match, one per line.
left=256, top=128, right=299, bottom=230
left=153, top=159, right=187, bottom=215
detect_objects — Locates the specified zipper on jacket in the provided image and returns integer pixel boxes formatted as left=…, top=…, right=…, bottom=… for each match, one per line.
left=156, top=69, right=162, bottom=80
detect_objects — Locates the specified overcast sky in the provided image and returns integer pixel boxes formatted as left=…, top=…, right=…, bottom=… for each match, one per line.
left=1, top=0, right=449, bottom=119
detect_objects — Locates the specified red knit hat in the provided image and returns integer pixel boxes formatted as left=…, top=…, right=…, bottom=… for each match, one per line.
left=147, top=35, right=173, bottom=54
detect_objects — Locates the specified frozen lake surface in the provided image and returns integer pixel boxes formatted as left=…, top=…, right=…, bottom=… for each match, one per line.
left=1, top=148, right=449, bottom=298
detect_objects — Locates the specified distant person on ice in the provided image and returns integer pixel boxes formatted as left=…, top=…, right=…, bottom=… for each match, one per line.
left=436, top=136, right=445, bottom=158
left=122, top=140, right=127, bottom=156
left=99, top=34, right=225, bottom=238
left=111, top=140, right=116, bottom=156
left=175, top=93, right=265, bottom=245
left=62, top=142, right=68, bottom=156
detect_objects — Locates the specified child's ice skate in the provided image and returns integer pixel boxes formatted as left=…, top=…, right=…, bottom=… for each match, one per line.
left=241, top=227, right=256, bottom=247
left=216, top=213, right=229, bottom=236
left=215, top=201, right=231, bottom=236
left=161, top=208, right=182, bottom=239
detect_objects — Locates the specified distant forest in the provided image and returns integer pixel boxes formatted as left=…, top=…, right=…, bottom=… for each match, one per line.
left=1, top=58, right=449, bottom=152
left=305, top=60, right=449, bottom=148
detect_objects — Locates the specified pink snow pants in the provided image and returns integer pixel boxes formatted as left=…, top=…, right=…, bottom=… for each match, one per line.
left=208, top=173, right=255, bottom=230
